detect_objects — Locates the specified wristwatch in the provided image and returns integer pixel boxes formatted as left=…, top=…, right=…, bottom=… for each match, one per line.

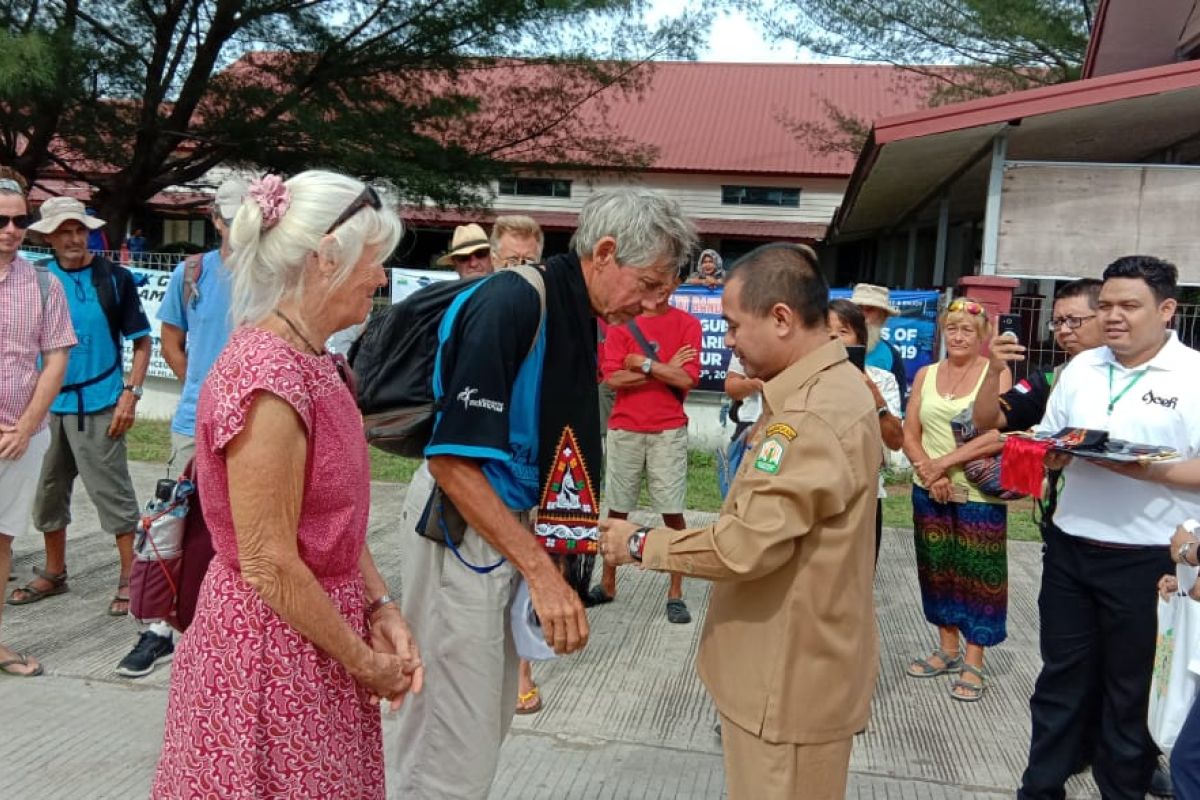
left=124, top=384, right=144, bottom=400
left=640, top=358, right=653, bottom=375
left=877, top=406, right=889, bottom=418
left=1180, top=541, right=1196, bottom=566
left=628, top=527, right=650, bottom=562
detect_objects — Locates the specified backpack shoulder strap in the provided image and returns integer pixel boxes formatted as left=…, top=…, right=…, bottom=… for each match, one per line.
left=33, top=260, right=51, bottom=312
left=508, top=264, right=547, bottom=356
left=182, top=253, right=204, bottom=308
left=89, top=256, right=123, bottom=347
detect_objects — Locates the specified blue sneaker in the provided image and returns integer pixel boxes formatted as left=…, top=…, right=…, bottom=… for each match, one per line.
left=115, top=630, right=174, bottom=678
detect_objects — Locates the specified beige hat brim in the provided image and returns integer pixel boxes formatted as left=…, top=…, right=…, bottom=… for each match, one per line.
left=857, top=299, right=899, bottom=316
left=29, top=212, right=106, bottom=234
left=436, top=240, right=491, bottom=267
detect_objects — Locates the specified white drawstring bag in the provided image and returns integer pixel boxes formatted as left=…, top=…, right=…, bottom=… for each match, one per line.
left=1149, top=564, right=1200, bottom=756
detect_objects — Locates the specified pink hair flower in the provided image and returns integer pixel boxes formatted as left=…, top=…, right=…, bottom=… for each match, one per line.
left=247, top=174, right=291, bottom=231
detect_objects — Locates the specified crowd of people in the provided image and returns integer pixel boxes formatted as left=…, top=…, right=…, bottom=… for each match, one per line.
left=2, top=162, right=1200, bottom=800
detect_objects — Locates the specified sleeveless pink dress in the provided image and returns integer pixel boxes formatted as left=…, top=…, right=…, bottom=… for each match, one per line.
left=153, top=327, right=383, bottom=799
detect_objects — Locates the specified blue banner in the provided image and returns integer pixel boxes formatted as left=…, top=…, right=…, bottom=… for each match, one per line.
left=668, top=285, right=941, bottom=393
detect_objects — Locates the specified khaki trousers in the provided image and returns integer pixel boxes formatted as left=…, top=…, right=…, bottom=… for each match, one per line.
left=387, top=463, right=523, bottom=800
left=720, top=714, right=853, bottom=800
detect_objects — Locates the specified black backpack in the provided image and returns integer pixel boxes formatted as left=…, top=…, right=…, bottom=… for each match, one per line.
left=349, top=265, right=545, bottom=457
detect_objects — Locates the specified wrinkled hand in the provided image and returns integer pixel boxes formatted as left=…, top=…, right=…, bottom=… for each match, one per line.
left=624, top=353, right=649, bottom=371
left=914, top=458, right=946, bottom=487
left=0, top=422, right=32, bottom=460
left=107, top=392, right=138, bottom=438
left=988, top=335, right=1026, bottom=371
left=863, top=374, right=886, bottom=410
left=1159, top=574, right=1179, bottom=600
left=599, top=517, right=639, bottom=567
left=669, top=345, right=698, bottom=368
left=1044, top=451, right=1073, bottom=471
left=929, top=477, right=953, bottom=504
left=369, top=608, right=424, bottom=711
left=354, top=650, right=416, bottom=706
left=1171, top=525, right=1199, bottom=565
left=525, top=567, right=589, bottom=655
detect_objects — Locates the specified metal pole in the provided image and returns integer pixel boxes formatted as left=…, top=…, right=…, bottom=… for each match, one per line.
left=980, top=130, right=1009, bottom=276
left=933, top=194, right=950, bottom=287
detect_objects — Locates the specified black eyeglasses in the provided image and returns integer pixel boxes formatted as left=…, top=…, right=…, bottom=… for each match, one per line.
left=0, top=214, right=32, bottom=230
left=1047, top=314, right=1096, bottom=331
left=325, top=185, right=381, bottom=235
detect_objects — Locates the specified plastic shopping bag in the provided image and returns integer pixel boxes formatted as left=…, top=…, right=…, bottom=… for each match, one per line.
left=510, top=578, right=557, bottom=662
left=1148, top=565, right=1200, bottom=756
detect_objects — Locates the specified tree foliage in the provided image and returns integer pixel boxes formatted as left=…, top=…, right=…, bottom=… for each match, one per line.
left=0, top=0, right=707, bottom=240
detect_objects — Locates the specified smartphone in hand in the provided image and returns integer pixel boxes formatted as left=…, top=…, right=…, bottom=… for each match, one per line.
left=997, top=313, right=1020, bottom=341
left=846, top=344, right=866, bottom=372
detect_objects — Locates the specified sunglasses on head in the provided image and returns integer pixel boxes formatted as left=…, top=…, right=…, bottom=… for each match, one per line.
left=947, top=299, right=986, bottom=318
left=325, top=184, right=381, bottom=235
left=0, top=214, right=32, bottom=230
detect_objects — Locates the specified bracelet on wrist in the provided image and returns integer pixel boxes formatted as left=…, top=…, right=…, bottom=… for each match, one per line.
left=367, top=593, right=397, bottom=616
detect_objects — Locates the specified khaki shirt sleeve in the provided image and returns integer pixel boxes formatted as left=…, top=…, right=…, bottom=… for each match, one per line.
left=641, top=412, right=856, bottom=581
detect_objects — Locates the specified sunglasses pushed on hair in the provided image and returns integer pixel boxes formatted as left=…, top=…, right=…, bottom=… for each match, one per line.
left=947, top=299, right=986, bottom=318
left=325, top=185, right=381, bottom=235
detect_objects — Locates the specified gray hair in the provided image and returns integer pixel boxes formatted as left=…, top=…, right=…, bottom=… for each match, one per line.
left=490, top=214, right=544, bottom=253
left=228, top=170, right=403, bottom=325
left=571, top=188, right=696, bottom=271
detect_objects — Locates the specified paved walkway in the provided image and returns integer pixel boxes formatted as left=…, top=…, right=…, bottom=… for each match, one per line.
left=1, top=461, right=1104, bottom=799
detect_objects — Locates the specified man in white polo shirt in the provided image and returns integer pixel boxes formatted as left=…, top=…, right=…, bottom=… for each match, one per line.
left=1019, top=256, right=1200, bottom=800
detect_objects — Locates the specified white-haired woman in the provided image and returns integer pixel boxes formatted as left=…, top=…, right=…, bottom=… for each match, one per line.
left=154, top=171, right=423, bottom=799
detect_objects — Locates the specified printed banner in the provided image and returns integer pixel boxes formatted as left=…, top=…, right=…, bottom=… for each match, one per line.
left=668, top=285, right=941, bottom=393
left=391, top=267, right=456, bottom=303
left=123, top=266, right=177, bottom=380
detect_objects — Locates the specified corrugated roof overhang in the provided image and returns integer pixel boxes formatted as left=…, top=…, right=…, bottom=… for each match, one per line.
left=833, top=60, right=1200, bottom=241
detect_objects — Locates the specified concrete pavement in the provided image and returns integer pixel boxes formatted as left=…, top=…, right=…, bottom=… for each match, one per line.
left=1, top=460, right=1103, bottom=799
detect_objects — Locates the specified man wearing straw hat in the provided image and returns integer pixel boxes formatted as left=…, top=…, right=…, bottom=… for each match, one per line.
left=9, top=197, right=151, bottom=618
left=439, top=223, right=495, bottom=279
left=851, top=282, right=909, bottom=405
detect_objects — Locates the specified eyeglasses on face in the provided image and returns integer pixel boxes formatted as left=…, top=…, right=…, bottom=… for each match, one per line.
left=1047, top=314, right=1096, bottom=331
left=0, top=214, right=32, bottom=230
left=325, top=184, right=382, bottom=235
left=947, top=298, right=986, bottom=318
left=500, top=255, right=537, bottom=267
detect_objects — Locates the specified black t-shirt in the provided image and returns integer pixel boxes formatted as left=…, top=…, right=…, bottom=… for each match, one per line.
left=425, top=271, right=543, bottom=508
left=998, top=369, right=1052, bottom=432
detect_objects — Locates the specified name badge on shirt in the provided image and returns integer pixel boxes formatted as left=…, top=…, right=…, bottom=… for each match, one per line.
left=754, top=437, right=786, bottom=474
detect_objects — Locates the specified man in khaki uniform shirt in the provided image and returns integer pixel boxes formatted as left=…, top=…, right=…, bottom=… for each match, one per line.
left=600, top=243, right=882, bottom=800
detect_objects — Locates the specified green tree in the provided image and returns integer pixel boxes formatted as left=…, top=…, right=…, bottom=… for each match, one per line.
left=0, top=0, right=707, bottom=243
left=756, top=0, right=1092, bottom=152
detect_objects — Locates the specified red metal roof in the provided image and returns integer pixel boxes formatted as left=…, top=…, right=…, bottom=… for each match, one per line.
left=402, top=206, right=824, bottom=241
left=603, top=62, right=934, bottom=176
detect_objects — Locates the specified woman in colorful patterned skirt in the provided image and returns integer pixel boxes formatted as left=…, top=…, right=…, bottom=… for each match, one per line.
left=902, top=298, right=1010, bottom=702
left=153, top=171, right=423, bottom=798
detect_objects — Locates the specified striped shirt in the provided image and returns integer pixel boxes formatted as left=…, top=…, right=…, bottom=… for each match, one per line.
left=0, top=256, right=78, bottom=431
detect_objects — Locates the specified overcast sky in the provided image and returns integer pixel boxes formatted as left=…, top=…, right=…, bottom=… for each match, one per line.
left=647, top=2, right=808, bottom=63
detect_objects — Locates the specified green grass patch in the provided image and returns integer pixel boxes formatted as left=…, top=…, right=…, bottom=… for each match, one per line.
left=127, top=421, right=1040, bottom=540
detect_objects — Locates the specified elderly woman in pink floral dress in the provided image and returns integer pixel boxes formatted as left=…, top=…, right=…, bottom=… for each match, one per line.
left=153, top=171, right=423, bottom=799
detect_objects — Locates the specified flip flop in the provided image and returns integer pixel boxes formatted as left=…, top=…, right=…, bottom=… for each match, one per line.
left=666, top=598, right=691, bottom=624
left=584, top=586, right=614, bottom=607
left=515, top=687, right=543, bottom=715
left=0, top=653, right=44, bottom=678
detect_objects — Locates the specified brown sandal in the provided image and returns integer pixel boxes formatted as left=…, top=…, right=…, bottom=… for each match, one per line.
left=108, top=578, right=131, bottom=617
left=7, top=567, right=69, bottom=606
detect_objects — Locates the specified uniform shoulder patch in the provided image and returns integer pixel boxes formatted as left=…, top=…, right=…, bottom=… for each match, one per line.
left=764, top=422, right=798, bottom=441
left=754, top=437, right=787, bottom=474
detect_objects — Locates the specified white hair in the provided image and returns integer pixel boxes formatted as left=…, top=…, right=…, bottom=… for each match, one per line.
left=228, top=170, right=404, bottom=325
left=571, top=188, right=696, bottom=272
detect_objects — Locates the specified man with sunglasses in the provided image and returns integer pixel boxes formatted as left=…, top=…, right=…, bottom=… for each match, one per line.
left=0, top=172, right=76, bottom=677
left=438, top=222, right=495, bottom=279
left=10, top=198, right=151, bottom=618
left=114, top=177, right=247, bottom=679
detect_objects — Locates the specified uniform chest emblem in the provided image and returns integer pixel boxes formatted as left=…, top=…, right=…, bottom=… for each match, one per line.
left=754, top=437, right=786, bottom=474
left=764, top=423, right=798, bottom=441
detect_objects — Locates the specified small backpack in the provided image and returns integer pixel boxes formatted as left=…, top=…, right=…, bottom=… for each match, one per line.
left=349, top=265, right=545, bottom=457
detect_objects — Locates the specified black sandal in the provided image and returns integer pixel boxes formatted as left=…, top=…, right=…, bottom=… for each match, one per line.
left=7, top=567, right=69, bottom=606
left=584, top=586, right=615, bottom=607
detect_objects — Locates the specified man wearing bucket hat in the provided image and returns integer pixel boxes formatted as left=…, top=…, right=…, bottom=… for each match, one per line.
left=8, top=197, right=151, bottom=617
left=851, top=282, right=909, bottom=405
left=438, top=223, right=494, bottom=279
